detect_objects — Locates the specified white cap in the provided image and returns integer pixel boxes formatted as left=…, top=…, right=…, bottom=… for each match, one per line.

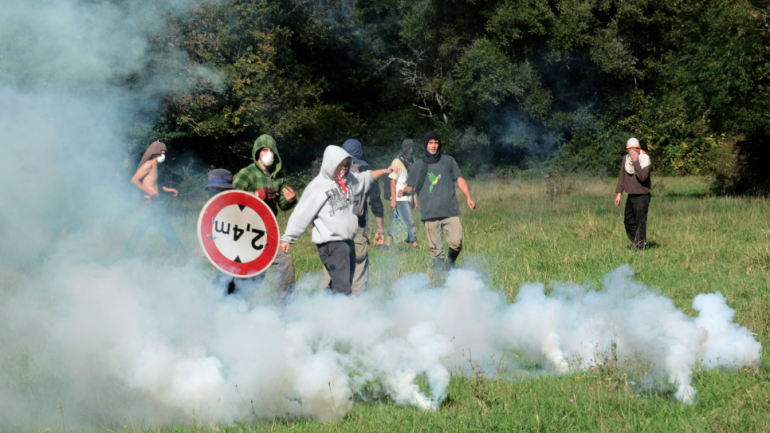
left=626, top=137, right=640, bottom=148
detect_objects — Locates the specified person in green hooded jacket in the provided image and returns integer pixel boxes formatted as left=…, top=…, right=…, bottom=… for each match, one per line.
left=232, top=134, right=297, bottom=306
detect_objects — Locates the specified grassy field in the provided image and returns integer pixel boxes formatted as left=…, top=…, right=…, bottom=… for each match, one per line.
left=4, top=175, right=770, bottom=432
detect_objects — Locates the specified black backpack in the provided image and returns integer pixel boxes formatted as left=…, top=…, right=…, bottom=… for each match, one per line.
left=381, top=176, right=392, bottom=200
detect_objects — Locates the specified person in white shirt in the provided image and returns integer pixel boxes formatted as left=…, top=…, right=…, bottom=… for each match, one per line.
left=384, top=139, right=419, bottom=249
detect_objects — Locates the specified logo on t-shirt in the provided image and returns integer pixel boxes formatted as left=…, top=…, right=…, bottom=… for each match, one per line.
left=428, top=172, right=442, bottom=192
left=325, top=187, right=350, bottom=216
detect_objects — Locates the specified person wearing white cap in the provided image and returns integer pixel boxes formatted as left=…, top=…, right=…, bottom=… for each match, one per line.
left=615, top=137, right=652, bottom=251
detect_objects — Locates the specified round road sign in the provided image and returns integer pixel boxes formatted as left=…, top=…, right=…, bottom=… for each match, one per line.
left=197, top=190, right=280, bottom=278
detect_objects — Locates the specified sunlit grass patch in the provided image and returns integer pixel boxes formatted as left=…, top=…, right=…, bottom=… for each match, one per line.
left=2, top=175, right=769, bottom=432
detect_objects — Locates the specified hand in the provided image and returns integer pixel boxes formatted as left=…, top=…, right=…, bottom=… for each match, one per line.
left=280, top=242, right=291, bottom=253
left=162, top=187, right=178, bottom=197
left=256, top=188, right=277, bottom=201
left=631, top=151, right=639, bottom=162
left=388, top=165, right=398, bottom=173
left=466, top=198, right=476, bottom=210
left=397, top=189, right=404, bottom=198
left=390, top=199, right=396, bottom=210
left=282, top=187, right=296, bottom=202
left=615, top=193, right=621, bottom=206
left=373, top=232, right=385, bottom=246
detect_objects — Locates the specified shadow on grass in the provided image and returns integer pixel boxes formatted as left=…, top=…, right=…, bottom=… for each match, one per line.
left=644, top=240, right=661, bottom=249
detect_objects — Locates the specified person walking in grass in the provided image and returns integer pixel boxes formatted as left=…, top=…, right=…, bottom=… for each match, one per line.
left=398, top=131, right=476, bottom=271
left=280, top=145, right=395, bottom=295
left=232, top=134, right=298, bottom=306
left=125, top=141, right=186, bottom=255
left=384, top=139, right=419, bottom=250
left=319, top=139, right=386, bottom=295
left=615, top=137, right=652, bottom=251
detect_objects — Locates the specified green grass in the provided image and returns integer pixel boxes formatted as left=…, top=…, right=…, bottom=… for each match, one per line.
left=2, top=175, right=769, bottom=432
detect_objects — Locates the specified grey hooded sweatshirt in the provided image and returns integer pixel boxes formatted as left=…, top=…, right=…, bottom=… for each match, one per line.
left=281, top=145, right=374, bottom=245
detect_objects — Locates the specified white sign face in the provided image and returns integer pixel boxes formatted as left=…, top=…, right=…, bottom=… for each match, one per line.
left=211, top=205, right=268, bottom=264
left=198, top=190, right=279, bottom=278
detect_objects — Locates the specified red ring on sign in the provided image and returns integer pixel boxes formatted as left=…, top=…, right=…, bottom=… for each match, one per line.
left=198, top=190, right=279, bottom=277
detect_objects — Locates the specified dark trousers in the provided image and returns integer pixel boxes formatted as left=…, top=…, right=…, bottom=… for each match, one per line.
left=125, top=201, right=186, bottom=254
left=317, top=240, right=355, bottom=295
left=624, top=193, right=650, bottom=250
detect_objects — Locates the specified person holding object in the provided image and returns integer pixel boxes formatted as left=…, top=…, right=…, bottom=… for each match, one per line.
left=232, top=134, right=297, bottom=306
left=385, top=138, right=419, bottom=249
left=125, top=141, right=186, bottom=255
left=398, top=131, right=475, bottom=272
left=201, top=169, right=243, bottom=298
left=280, top=145, right=396, bottom=295
left=319, top=139, right=385, bottom=295
left=615, top=137, right=652, bottom=251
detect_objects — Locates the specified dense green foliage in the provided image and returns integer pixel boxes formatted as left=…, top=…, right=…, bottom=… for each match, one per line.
left=144, top=0, right=769, bottom=188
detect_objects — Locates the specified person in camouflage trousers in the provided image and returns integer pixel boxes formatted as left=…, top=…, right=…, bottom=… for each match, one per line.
left=232, top=134, right=297, bottom=306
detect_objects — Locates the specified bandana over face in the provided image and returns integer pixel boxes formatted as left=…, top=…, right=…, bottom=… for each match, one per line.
left=335, top=167, right=348, bottom=194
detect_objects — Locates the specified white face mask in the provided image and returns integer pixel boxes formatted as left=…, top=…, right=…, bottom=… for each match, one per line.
left=260, top=151, right=274, bottom=167
left=156, top=154, right=166, bottom=163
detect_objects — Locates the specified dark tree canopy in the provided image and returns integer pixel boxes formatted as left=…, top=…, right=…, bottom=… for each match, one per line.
left=139, top=0, right=768, bottom=191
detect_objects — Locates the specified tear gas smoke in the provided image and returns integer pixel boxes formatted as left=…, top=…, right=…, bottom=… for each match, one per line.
left=1, top=260, right=762, bottom=429
left=0, top=0, right=762, bottom=430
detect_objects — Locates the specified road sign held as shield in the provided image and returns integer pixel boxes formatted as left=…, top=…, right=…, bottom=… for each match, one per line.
left=198, top=190, right=279, bottom=278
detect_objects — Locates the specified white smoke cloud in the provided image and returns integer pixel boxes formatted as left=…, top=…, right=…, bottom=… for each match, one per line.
left=693, top=291, right=762, bottom=369
left=1, top=257, right=763, bottom=430
left=0, top=0, right=762, bottom=430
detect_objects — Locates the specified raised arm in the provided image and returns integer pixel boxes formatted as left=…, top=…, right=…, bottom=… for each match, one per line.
left=371, top=166, right=397, bottom=180
left=456, top=178, right=476, bottom=210
left=277, top=178, right=297, bottom=211
left=633, top=160, right=650, bottom=182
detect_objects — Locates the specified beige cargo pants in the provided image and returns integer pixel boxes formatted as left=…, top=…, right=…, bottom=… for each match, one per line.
left=320, top=225, right=369, bottom=295
left=424, top=216, right=463, bottom=262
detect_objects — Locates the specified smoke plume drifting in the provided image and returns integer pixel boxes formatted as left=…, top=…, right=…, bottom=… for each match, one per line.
left=0, top=0, right=762, bottom=431
left=1, top=259, right=762, bottom=429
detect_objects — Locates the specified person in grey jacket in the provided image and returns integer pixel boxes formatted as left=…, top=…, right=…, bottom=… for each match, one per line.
left=280, top=145, right=395, bottom=295
left=319, top=139, right=385, bottom=295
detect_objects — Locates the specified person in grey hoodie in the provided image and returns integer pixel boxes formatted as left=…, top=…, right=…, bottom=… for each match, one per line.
left=280, top=145, right=395, bottom=295
left=319, top=139, right=385, bottom=295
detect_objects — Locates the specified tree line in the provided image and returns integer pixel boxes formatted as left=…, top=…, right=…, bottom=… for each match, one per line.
left=139, top=0, right=769, bottom=193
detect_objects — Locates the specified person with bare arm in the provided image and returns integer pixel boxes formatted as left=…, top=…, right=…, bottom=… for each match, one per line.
left=398, top=131, right=475, bottom=272
left=384, top=139, right=418, bottom=250
left=125, top=141, right=186, bottom=254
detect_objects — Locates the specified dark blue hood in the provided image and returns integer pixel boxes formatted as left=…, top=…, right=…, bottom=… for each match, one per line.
left=342, top=139, right=368, bottom=167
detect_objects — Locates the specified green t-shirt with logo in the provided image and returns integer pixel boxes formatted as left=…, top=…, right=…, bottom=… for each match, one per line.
left=406, top=155, right=463, bottom=221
